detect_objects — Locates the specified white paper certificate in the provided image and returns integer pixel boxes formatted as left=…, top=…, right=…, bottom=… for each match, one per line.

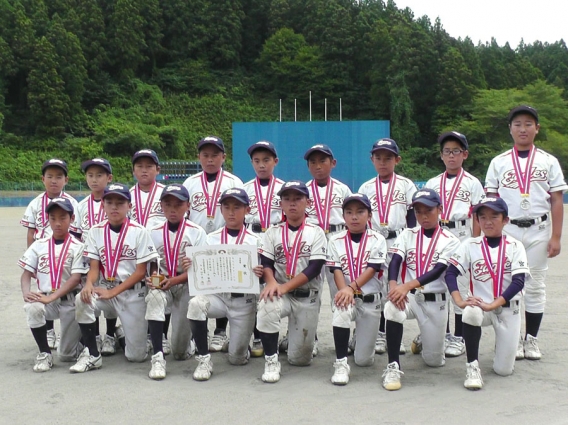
left=185, top=244, right=260, bottom=295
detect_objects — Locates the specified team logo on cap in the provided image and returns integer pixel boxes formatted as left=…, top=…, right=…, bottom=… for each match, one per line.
left=52, top=197, right=66, bottom=203
left=166, top=186, right=181, bottom=192
left=203, top=136, right=219, bottom=142
left=137, top=149, right=153, bottom=154
left=256, top=141, right=270, bottom=146
left=225, top=189, right=242, bottom=195
left=48, top=159, right=64, bottom=164
left=351, top=194, right=364, bottom=198
left=451, top=131, right=464, bottom=137
left=377, top=140, right=392, bottom=146
left=108, top=184, right=124, bottom=191
left=285, top=182, right=300, bottom=187
left=481, top=198, right=497, bottom=203
left=92, top=158, right=105, bottom=163
left=415, top=191, right=430, bottom=197
left=311, top=144, right=324, bottom=149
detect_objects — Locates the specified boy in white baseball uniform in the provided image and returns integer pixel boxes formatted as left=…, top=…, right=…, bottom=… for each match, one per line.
left=21, top=158, right=81, bottom=350
left=183, top=136, right=244, bottom=352
left=446, top=197, right=528, bottom=390
left=358, top=138, right=417, bottom=354
left=19, top=198, right=87, bottom=372
left=243, top=140, right=285, bottom=357
left=257, top=181, right=327, bottom=383
left=146, top=184, right=207, bottom=379
left=184, top=188, right=263, bottom=381
left=327, top=194, right=387, bottom=385
left=485, top=105, right=567, bottom=360
left=382, top=188, right=460, bottom=391
left=71, top=183, right=159, bottom=373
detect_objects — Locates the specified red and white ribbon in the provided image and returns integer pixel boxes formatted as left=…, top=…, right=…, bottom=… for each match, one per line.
left=375, top=175, right=397, bottom=226
left=221, top=226, right=247, bottom=245
left=344, top=231, right=369, bottom=281
left=133, top=183, right=158, bottom=226
left=311, top=179, right=334, bottom=232
left=440, top=169, right=464, bottom=222
left=511, top=146, right=536, bottom=196
left=282, top=221, right=305, bottom=278
left=103, top=219, right=129, bottom=281
left=48, top=235, right=72, bottom=292
left=479, top=236, right=507, bottom=298
left=254, top=177, right=276, bottom=231
left=201, top=172, right=224, bottom=218
left=415, top=227, right=442, bottom=276
left=163, top=223, right=186, bottom=277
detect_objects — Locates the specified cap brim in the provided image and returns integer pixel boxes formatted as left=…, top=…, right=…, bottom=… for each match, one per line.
left=412, top=199, right=440, bottom=207
left=219, top=195, right=249, bottom=205
left=199, top=142, right=225, bottom=152
left=102, top=192, right=131, bottom=201
left=161, top=193, right=189, bottom=202
left=304, top=148, right=333, bottom=160
left=472, top=204, right=506, bottom=214
left=277, top=188, right=309, bottom=197
left=371, top=147, right=398, bottom=155
left=46, top=204, right=74, bottom=214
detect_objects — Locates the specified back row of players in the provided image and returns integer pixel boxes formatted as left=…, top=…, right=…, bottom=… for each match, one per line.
left=19, top=105, right=566, bottom=391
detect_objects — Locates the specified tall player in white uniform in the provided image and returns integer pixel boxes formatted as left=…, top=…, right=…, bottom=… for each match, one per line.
left=183, top=136, right=244, bottom=352
left=358, top=139, right=417, bottom=354
left=446, top=197, right=529, bottom=390
left=485, top=105, right=567, bottom=360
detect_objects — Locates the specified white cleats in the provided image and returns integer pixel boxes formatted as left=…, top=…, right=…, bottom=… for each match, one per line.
left=262, top=354, right=281, bottom=383
left=524, top=334, right=542, bottom=360
left=445, top=334, right=466, bottom=357
left=33, top=352, right=53, bottom=373
left=464, top=360, right=483, bottom=390
left=382, top=361, right=403, bottom=391
left=69, top=347, right=102, bottom=373
left=193, top=354, right=213, bottom=381
left=331, top=357, right=350, bottom=386
left=375, top=331, right=387, bottom=354
left=101, top=335, right=117, bottom=356
left=149, top=352, right=166, bottom=380
left=209, top=331, right=229, bottom=353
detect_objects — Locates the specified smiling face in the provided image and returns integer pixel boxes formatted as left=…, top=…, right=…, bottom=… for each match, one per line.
left=476, top=207, right=508, bottom=238
left=42, top=167, right=68, bottom=198
left=414, top=203, right=442, bottom=230
left=220, top=198, right=249, bottom=230
left=509, top=113, right=539, bottom=149
left=343, top=201, right=371, bottom=234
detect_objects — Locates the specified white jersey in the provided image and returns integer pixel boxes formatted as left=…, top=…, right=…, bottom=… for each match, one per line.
left=306, top=178, right=352, bottom=227
left=449, top=235, right=529, bottom=303
left=243, top=177, right=285, bottom=227
left=183, top=170, right=244, bottom=233
left=259, top=222, right=327, bottom=290
left=149, top=219, right=207, bottom=277
left=425, top=170, right=485, bottom=221
left=129, top=183, right=166, bottom=230
left=389, top=226, right=460, bottom=293
left=18, top=236, right=88, bottom=293
left=84, top=220, right=159, bottom=283
left=206, top=226, right=261, bottom=248
left=76, top=195, right=107, bottom=242
left=21, top=192, right=80, bottom=240
left=485, top=148, right=568, bottom=219
left=326, top=229, right=387, bottom=295
left=358, top=173, right=417, bottom=231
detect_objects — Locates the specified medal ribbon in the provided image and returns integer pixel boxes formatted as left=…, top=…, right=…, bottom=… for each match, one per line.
left=254, top=177, right=276, bottom=230
left=440, top=169, right=464, bottom=221
left=311, top=179, right=334, bottom=232
left=480, top=236, right=507, bottom=298
left=48, top=235, right=72, bottom=291
left=282, top=221, right=305, bottom=277
left=375, top=175, right=397, bottom=226
left=103, top=219, right=129, bottom=280
left=201, top=171, right=224, bottom=218
left=511, top=146, right=536, bottom=196
left=163, top=222, right=186, bottom=277
left=134, top=183, right=158, bottom=226
left=415, top=227, right=442, bottom=277
left=87, top=194, right=105, bottom=227
left=221, top=225, right=247, bottom=245
left=345, top=231, right=369, bottom=281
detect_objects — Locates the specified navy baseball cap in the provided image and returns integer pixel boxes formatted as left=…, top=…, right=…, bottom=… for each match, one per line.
left=42, top=158, right=68, bottom=176
left=472, top=197, right=509, bottom=216
left=81, top=158, right=112, bottom=174
left=303, top=144, right=334, bottom=160
left=103, top=183, right=131, bottom=201
left=219, top=188, right=250, bottom=205
left=132, top=149, right=159, bottom=165
left=247, top=140, right=278, bottom=157
left=160, top=184, right=190, bottom=201
left=411, top=188, right=441, bottom=207
left=198, top=136, right=225, bottom=153
left=438, top=131, right=469, bottom=150
left=46, top=197, right=74, bottom=214
left=277, top=180, right=310, bottom=198
left=342, top=193, right=372, bottom=212
left=370, top=138, right=399, bottom=156
left=508, top=105, right=539, bottom=124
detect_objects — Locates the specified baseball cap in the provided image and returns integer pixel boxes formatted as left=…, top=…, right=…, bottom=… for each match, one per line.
left=42, top=158, right=68, bottom=176
left=508, top=105, right=539, bottom=124
left=342, top=193, right=372, bottom=212
left=45, top=197, right=74, bottom=214
left=198, top=136, right=225, bottom=153
left=132, top=149, right=159, bottom=165
left=102, top=183, right=131, bottom=201
left=247, top=140, right=278, bottom=157
left=160, top=184, right=190, bottom=201
left=438, top=131, right=469, bottom=150
left=219, top=188, right=250, bottom=205
left=303, top=144, right=334, bottom=160
left=81, top=158, right=112, bottom=174
left=472, top=197, right=508, bottom=216
left=370, top=138, right=399, bottom=156
left=277, top=180, right=310, bottom=198
left=411, top=188, right=442, bottom=207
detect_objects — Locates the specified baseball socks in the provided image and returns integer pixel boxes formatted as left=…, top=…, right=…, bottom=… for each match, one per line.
left=383, top=321, right=403, bottom=391
left=148, top=320, right=166, bottom=380
left=70, top=323, right=102, bottom=373
left=463, top=323, right=483, bottom=390
left=189, top=319, right=212, bottom=381
left=332, top=327, right=351, bottom=385
left=162, top=314, right=171, bottom=355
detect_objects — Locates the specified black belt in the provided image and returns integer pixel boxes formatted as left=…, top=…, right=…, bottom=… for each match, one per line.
left=387, top=230, right=398, bottom=239
left=440, top=219, right=467, bottom=229
left=289, top=288, right=318, bottom=298
left=231, top=293, right=245, bottom=298
left=44, top=289, right=79, bottom=302
left=329, top=224, right=344, bottom=233
left=503, top=300, right=520, bottom=308
left=510, top=214, right=547, bottom=228
left=424, top=293, right=446, bottom=301
left=250, top=223, right=263, bottom=233
left=354, top=293, right=380, bottom=303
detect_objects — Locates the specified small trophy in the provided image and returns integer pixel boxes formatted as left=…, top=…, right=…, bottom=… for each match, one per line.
left=151, top=274, right=165, bottom=288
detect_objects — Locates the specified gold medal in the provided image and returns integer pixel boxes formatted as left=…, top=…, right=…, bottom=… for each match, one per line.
left=107, top=277, right=115, bottom=282
left=286, top=274, right=295, bottom=280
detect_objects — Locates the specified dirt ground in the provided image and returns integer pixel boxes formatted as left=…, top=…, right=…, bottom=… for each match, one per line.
left=1, top=206, right=567, bottom=424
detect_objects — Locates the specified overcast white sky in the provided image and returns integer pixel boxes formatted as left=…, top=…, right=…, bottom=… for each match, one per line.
left=394, top=0, right=566, bottom=47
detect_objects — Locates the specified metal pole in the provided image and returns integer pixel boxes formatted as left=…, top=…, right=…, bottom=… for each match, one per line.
left=325, top=98, right=327, bottom=121
left=340, top=98, right=342, bottom=121
left=279, top=99, right=282, bottom=122
left=295, top=99, right=297, bottom=122
left=309, top=91, right=312, bottom=121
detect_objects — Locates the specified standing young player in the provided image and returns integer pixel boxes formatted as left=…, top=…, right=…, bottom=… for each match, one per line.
left=446, top=197, right=528, bottom=390
left=358, top=139, right=417, bottom=355
left=382, top=189, right=460, bottom=391
left=257, top=181, right=327, bottom=383
left=18, top=198, right=87, bottom=372
left=327, top=194, right=387, bottom=385
left=485, top=105, right=567, bottom=360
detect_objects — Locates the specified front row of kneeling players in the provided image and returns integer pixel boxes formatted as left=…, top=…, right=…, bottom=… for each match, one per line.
left=19, top=180, right=527, bottom=390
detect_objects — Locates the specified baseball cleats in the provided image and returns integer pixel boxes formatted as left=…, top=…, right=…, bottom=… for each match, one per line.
left=411, top=334, right=422, bottom=354
left=47, top=329, right=59, bottom=350
left=331, top=357, right=350, bottom=386
left=515, top=335, right=524, bottom=360
left=101, top=335, right=117, bottom=356
left=445, top=334, right=466, bottom=357
left=312, top=339, right=319, bottom=357
left=33, top=352, right=53, bottom=373
left=69, top=347, right=102, bottom=373
left=149, top=352, right=166, bottom=380
left=375, top=331, right=386, bottom=354
left=464, top=360, right=483, bottom=390
left=193, top=354, right=213, bottom=381
left=524, top=334, right=542, bottom=360
left=382, top=362, right=403, bottom=391
left=209, top=331, right=229, bottom=353
left=96, top=335, right=103, bottom=353
left=278, top=335, right=289, bottom=353
left=162, top=334, right=171, bottom=356
left=251, top=339, right=264, bottom=357
left=262, top=354, right=281, bottom=383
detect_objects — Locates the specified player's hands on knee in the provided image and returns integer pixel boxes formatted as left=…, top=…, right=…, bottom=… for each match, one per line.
left=23, top=291, right=40, bottom=303
left=93, top=286, right=113, bottom=300
left=182, top=256, right=192, bottom=272
left=334, top=287, right=354, bottom=309
left=547, top=236, right=561, bottom=258
left=465, top=296, right=483, bottom=308
left=388, top=284, right=409, bottom=306
left=253, top=265, right=263, bottom=278
left=37, top=293, right=54, bottom=305
left=260, top=282, right=281, bottom=301
left=80, top=284, right=95, bottom=304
